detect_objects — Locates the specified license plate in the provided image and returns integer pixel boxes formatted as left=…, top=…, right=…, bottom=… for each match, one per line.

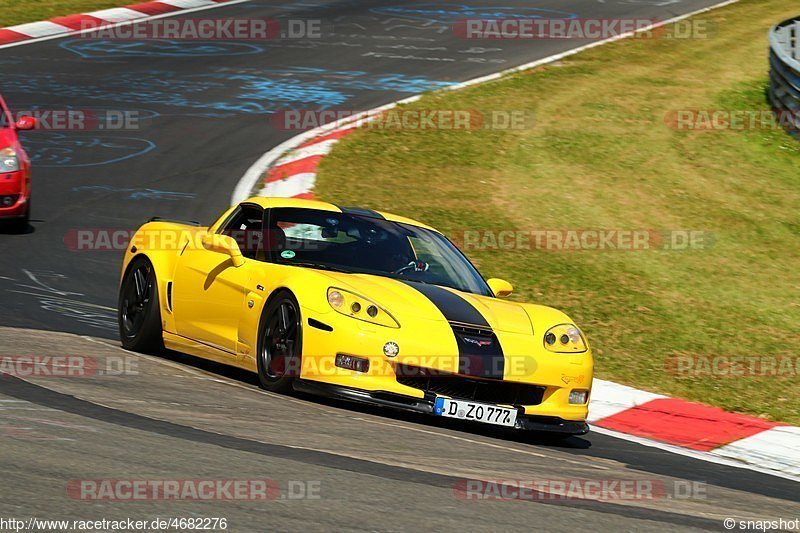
left=433, top=397, right=517, bottom=427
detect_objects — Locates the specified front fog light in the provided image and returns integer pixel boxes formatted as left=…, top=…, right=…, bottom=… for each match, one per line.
left=335, top=354, right=370, bottom=373
left=569, top=390, right=588, bottom=405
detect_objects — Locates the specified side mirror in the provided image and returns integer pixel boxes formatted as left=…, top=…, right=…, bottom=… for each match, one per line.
left=14, top=116, right=37, bottom=130
left=202, top=233, right=245, bottom=267
left=487, top=278, right=513, bottom=297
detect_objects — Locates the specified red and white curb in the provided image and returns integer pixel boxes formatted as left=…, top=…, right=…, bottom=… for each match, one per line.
left=0, top=0, right=249, bottom=48
left=231, top=0, right=800, bottom=482
left=258, top=126, right=357, bottom=199
left=588, top=381, right=799, bottom=481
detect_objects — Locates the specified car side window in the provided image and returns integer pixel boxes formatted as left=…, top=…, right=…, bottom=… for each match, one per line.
left=218, top=204, right=264, bottom=261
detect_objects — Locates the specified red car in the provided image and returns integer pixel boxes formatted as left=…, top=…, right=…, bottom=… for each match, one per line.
left=0, top=95, right=36, bottom=229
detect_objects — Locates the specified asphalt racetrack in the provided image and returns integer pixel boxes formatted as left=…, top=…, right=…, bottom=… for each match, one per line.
left=0, top=1, right=798, bottom=530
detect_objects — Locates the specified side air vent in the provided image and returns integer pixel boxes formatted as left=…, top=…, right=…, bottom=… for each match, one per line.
left=308, top=318, right=333, bottom=332
left=166, top=281, right=173, bottom=312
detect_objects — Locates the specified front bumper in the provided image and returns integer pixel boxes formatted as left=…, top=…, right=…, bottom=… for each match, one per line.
left=0, top=196, right=28, bottom=218
left=0, top=170, right=28, bottom=219
left=293, top=379, right=590, bottom=435
left=297, top=304, right=593, bottom=425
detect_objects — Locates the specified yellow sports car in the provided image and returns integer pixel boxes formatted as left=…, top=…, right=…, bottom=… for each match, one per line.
left=118, top=197, right=593, bottom=435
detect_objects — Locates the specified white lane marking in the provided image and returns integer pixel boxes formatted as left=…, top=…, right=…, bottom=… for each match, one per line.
left=84, top=7, right=148, bottom=23
left=0, top=0, right=255, bottom=49
left=231, top=0, right=743, bottom=203
left=591, top=426, right=800, bottom=483
left=20, top=269, right=81, bottom=297
left=233, top=131, right=331, bottom=204
left=587, top=379, right=666, bottom=422
left=711, top=426, right=800, bottom=479
left=4, top=21, right=70, bottom=38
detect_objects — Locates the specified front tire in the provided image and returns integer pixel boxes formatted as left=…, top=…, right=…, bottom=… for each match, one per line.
left=257, top=290, right=302, bottom=393
left=118, top=256, right=163, bottom=353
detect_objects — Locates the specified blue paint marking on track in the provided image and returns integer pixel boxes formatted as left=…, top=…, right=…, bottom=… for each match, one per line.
left=2, top=69, right=453, bottom=115
left=370, top=4, right=579, bottom=23
left=71, top=186, right=196, bottom=201
left=60, top=40, right=266, bottom=59
left=24, top=134, right=157, bottom=168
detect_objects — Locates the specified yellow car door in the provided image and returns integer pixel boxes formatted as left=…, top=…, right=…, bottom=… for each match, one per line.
left=172, top=204, right=264, bottom=356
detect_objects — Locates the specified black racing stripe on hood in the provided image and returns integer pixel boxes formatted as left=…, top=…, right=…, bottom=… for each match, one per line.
left=400, top=281, right=504, bottom=380
left=402, top=282, right=489, bottom=326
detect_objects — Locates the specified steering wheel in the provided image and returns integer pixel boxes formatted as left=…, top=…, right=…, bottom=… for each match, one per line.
left=394, top=260, right=430, bottom=275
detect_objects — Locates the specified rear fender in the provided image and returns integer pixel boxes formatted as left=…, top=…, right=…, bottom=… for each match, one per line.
left=120, top=221, right=208, bottom=333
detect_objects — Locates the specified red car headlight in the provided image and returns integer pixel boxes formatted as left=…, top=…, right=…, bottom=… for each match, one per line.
left=0, top=147, right=19, bottom=172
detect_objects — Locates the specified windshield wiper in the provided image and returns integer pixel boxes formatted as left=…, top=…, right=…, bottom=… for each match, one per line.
left=288, top=261, right=352, bottom=273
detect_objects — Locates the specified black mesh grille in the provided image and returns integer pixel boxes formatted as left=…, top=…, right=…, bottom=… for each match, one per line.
left=449, top=322, right=493, bottom=337
left=395, top=364, right=545, bottom=406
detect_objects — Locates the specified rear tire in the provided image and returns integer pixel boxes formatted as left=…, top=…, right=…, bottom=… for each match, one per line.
left=118, top=256, right=163, bottom=353
left=257, top=290, right=302, bottom=393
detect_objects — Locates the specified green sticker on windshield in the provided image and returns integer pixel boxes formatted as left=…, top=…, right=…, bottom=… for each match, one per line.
left=280, top=250, right=296, bottom=259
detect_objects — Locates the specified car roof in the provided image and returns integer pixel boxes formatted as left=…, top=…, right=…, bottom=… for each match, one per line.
left=242, top=196, right=440, bottom=232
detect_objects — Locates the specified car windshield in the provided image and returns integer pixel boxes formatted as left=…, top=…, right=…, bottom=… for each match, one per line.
left=265, top=207, right=492, bottom=296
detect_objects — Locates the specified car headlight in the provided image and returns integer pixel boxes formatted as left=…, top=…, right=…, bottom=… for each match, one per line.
left=327, top=287, right=399, bottom=328
left=0, top=148, right=19, bottom=172
left=543, top=324, right=587, bottom=353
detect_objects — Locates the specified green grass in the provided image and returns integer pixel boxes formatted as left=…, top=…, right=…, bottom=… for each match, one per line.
left=0, top=0, right=136, bottom=26
left=314, top=0, right=800, bottom=424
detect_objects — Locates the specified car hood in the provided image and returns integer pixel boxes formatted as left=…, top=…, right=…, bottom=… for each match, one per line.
left=314, top=270, right=533, bottom=335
